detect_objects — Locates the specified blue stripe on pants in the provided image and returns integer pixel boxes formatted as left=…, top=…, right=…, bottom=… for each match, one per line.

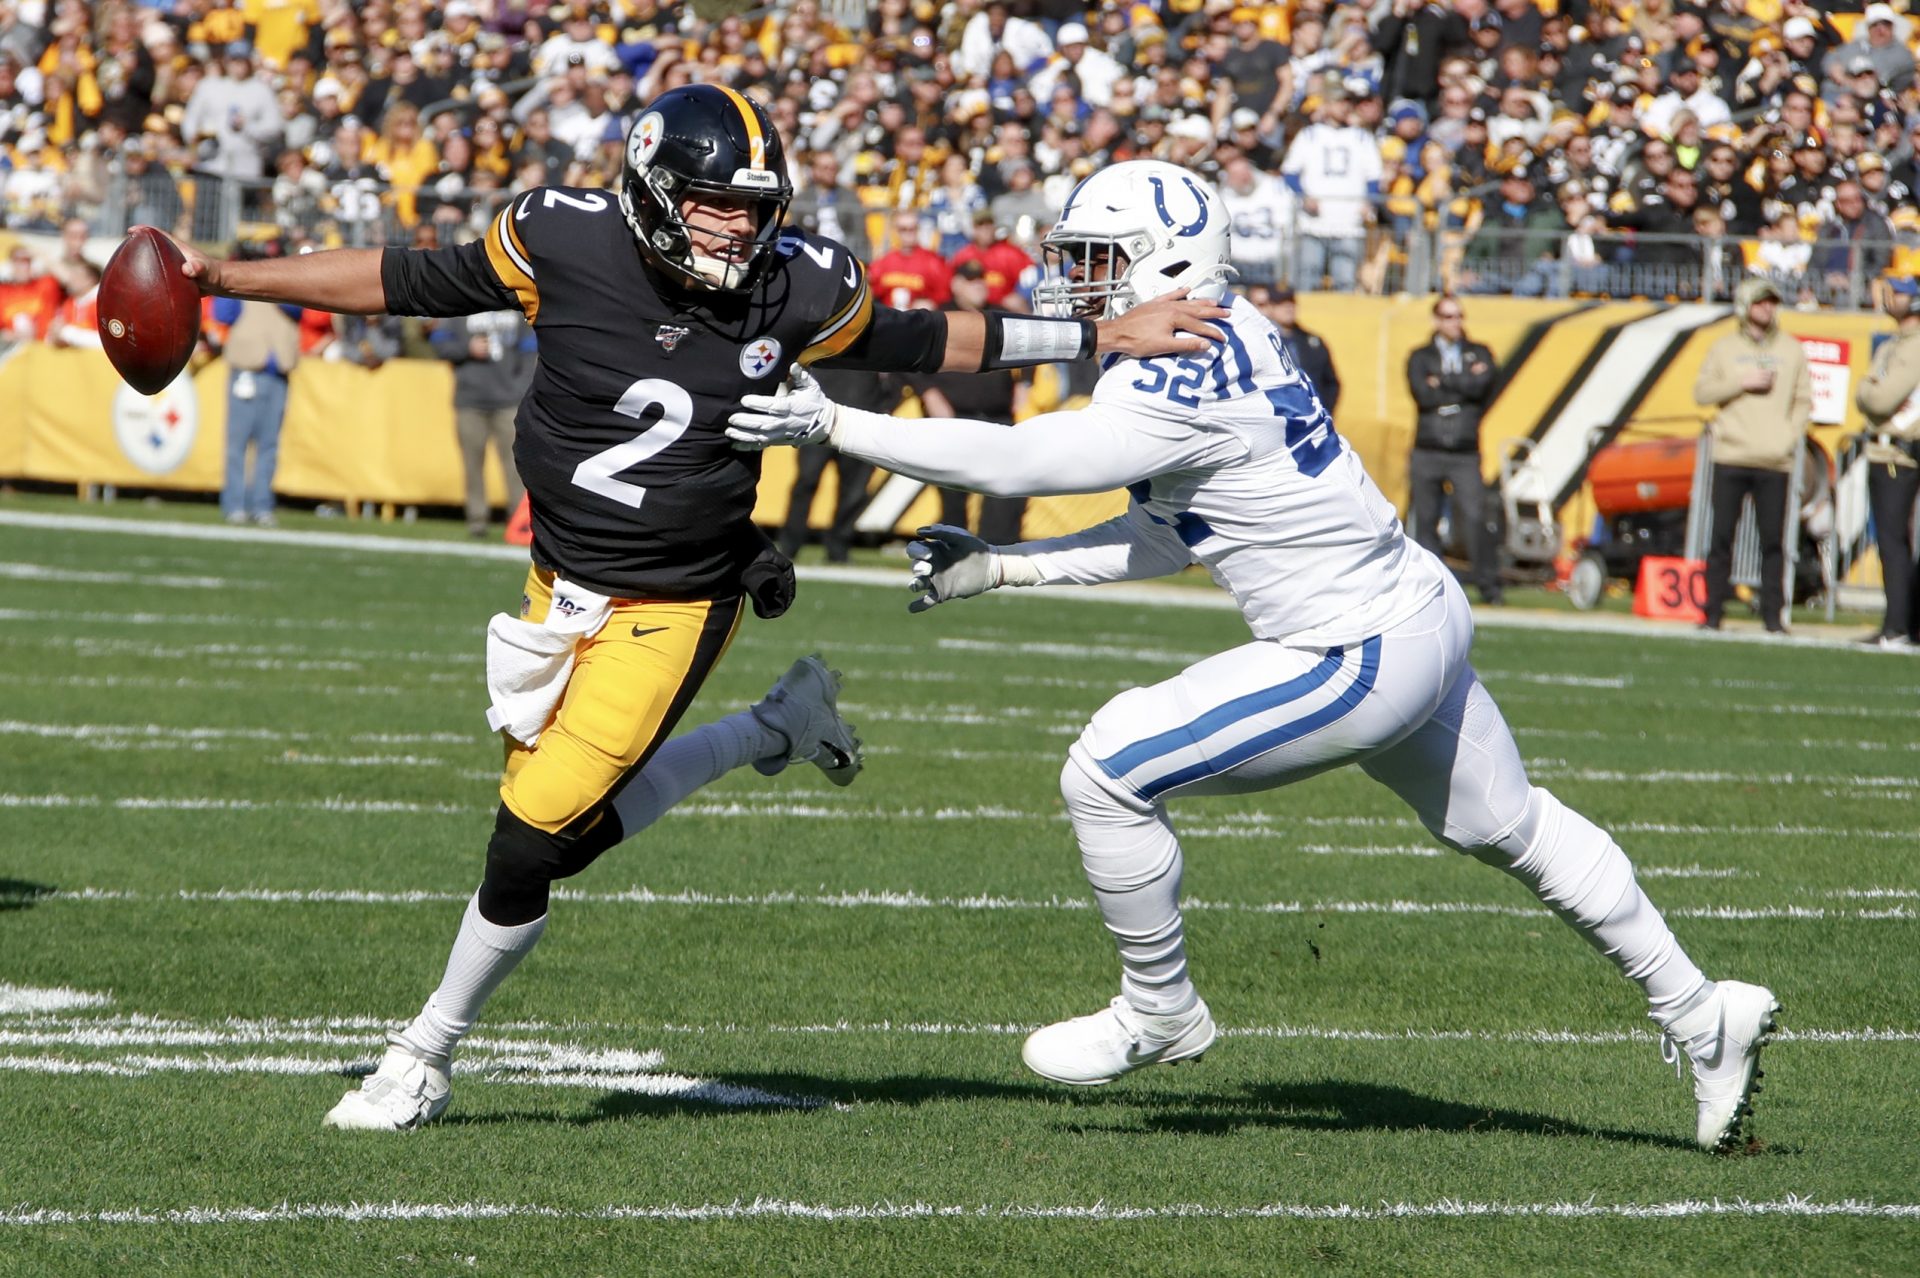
left=1105, top=636, right=1383, bottom=802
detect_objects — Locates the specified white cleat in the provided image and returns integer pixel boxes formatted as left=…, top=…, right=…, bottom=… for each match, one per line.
left=1022, top=995, right=1216, bottom=1086
left=1659, top=980, right=1780, bottom=1152
left=750, top=653, right=863, bottom=787
left=323, top=1034, right=451, bottom=1132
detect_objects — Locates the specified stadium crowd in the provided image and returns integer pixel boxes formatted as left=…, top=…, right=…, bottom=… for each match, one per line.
left=3, top=0, right=1920, bottom=338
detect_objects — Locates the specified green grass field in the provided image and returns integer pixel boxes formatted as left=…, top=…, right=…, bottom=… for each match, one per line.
left=2, top=497, right=1916, bottom=1276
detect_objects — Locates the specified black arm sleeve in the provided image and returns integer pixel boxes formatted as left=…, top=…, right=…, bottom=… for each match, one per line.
left=380, top=241, right=519, bottom=319
left=816, top=303, right=948, bottom=374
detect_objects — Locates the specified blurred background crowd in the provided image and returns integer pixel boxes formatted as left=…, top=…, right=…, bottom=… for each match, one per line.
left=3, top=0, right=1920, bottom=348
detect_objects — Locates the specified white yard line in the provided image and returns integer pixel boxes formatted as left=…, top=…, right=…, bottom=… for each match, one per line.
left=5, top=1014, right=1913, bottom=1047
left=0, top=1050, right=825, bottom=1110
left=0, top=1196, right=1915, bottom=1227
left=0, top=563, right=260, bottom=590
left=0, top=984, right=111, bottom=1014
left=8, top=791, right=1919, bottom=844
left=0, top=509, right=1888, bottom=649
left=4, top=883, right=1909, bottom=921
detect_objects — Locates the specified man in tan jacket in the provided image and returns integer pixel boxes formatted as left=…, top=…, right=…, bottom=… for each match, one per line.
left=213, top=288, right=302, bottom=527
left=1691, top=277, right=1813, bottom=631
left=1853, top=276, right=1920, bottom=648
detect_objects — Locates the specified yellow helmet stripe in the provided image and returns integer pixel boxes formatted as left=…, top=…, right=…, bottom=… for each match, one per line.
left=715, top=85, right=767, bottom=170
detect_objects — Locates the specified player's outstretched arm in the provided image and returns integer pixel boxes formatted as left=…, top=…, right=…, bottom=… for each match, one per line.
left=906, top=508, right=1193, bottom=612
left=934, top=289, right=1230, bottom=372
left=728, top=369, right=1233, bottom=497
left=168, top=234, right=389, bottom=315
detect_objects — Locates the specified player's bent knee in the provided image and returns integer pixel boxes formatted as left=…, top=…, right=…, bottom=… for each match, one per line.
left=478, top=806, right=570, bottom=926
left=1060, top=746, right=1152, bottom=821
left=1453, top=784, right=1549, bottom=867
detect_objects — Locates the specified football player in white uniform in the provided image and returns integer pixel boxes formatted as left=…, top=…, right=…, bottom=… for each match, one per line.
left=727, top=160, right=1778, bottom=1153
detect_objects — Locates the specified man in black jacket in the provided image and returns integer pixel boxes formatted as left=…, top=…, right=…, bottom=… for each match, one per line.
left=1372, top=0, right=1471, bottom=107
left=1407, top=296, right=1503, bottom=604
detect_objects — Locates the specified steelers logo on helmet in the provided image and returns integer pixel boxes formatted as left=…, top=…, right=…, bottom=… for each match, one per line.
left=629, top=111, right=664, bottom=169
left=739, top=337, right=782, bottom=379
left=616, top=85, right=795, bottom=294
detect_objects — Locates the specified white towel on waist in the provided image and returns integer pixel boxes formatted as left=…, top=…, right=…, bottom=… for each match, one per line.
left=484, top=576, right=613, bottom=746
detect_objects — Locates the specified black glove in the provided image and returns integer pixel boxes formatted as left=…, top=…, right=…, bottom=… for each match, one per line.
left=741, top=535, right=796, bottom=619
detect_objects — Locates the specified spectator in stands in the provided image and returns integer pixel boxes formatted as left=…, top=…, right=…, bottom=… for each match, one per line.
left=47, top=261, right=100, bottom=350
left=212, top=279, right=302, bottom=529
left=181, top=41, right=282, bottom=236
left=1854, top=274, right=1920, bottom=647
left=869, top=209, right=951, bottom=310
left=911, top=258, right=1029, bottom=543
left=0, top=245, right=61, bottom=341
left=790, top=149, right=869, bottom=260
left=1261, top=286, right=1340, bottom=414
left=1818, top=181, right=1894, bottom=299
left=1220, top=154, right=1292, bottom=288
left=1645, top=60, right=1731, bottom=136
left=949, top=207, right=1034, bottom=309
left=1407, top=296, right=1503, bottom=605
left=1462, top=166, right=1565, bottom=296
left=989, top=161, right=1051, bottom=242
left=1616, top=165, right=1704, bottom=297
left=1757, top=208, right=1814, bottom=297
left=48, top=216, right=94, bottom=299
left=1692, top=277, right=1812, bottom=633
left=1823, top=4, right=1915, bottom=98
left=957, top=1, right=1052, bottom=83
left=1031, top=22, right=1123, bottom=109
left=1701, top=142, right=1765, bottom=236
left=434, top=308, right=535, bottom=540
left=925, top=153, right=988, bottom=257
left=1373, top=0, right=1470, bottom=108
left=1282, top=85, right=1381, bottom=291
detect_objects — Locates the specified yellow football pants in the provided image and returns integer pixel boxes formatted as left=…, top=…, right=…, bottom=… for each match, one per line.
left=501, top=566, right=743, bottom=837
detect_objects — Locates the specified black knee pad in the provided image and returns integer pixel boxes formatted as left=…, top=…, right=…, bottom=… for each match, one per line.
left=478, top=805, right=625, bottom=926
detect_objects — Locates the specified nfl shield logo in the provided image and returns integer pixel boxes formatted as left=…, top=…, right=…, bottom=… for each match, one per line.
left=655, top=324, right=690, bottom=352
left=739, top=337, right=782, bottom=379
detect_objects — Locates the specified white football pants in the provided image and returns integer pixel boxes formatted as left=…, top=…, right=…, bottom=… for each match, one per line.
left=1060, top=577, right=1709, bottom=1024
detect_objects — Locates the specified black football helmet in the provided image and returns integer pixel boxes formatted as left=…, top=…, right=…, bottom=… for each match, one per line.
left=619, top=84, right=794, bottom=293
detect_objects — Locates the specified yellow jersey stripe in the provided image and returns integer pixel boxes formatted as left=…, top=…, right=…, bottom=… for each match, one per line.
left=715, top=85, right=767, bottom=170
left=484, top=204, right=541, bottom=322
left=799, top=281, right=874, bottom=365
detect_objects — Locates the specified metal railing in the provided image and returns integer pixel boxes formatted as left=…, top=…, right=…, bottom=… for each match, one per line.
left=19, top=156, right=1908, bottom=313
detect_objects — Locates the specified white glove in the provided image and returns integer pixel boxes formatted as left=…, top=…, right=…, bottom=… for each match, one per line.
left=726, top=366, right=838, bottom=450
left=906, top=524, right=1000, bottom=613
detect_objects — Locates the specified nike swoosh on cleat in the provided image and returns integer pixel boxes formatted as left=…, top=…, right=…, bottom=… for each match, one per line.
left=818, top=742, right=853, bottom=769
left=630, top=625, right=669, bottom=638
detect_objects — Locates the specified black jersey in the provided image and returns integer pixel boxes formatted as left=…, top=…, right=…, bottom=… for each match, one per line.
left=382, top=186, right=875, bottom=599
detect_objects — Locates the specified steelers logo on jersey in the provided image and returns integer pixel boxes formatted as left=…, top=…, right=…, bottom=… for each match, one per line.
left=740, top=337, right=782, bottom=378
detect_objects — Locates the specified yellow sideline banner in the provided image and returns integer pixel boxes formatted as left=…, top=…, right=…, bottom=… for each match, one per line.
left=0, top=296, right=1891, bottom=541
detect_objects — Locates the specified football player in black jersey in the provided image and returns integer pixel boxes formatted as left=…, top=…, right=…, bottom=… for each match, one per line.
left=164, top=83, right=1227, bottom=1130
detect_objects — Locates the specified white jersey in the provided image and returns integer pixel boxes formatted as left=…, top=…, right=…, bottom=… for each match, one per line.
left=1280, top=123, right=1381, bottom=239
left=828, top=295, right=1446, bottom=646
left=1070, top=296, right=1443, bottom=644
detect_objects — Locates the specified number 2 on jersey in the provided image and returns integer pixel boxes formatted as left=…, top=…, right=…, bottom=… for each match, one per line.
left=570, top=378, right=693, bottom=509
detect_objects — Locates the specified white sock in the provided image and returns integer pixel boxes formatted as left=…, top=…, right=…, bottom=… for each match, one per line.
left=1492, top=788, right=1711, bottom=1026
left=399, top=891, right=546, bottom=1061
left=609, top=712, right=783, bottom=838
left=1061, top=753, right=1197, bottom=1016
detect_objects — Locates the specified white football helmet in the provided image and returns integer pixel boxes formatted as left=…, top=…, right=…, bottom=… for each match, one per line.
left=1034, top=160, right=1235, bottom=320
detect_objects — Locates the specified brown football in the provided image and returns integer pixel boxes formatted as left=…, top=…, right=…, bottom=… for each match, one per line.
left=98, top=226, right=202, bottom=396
